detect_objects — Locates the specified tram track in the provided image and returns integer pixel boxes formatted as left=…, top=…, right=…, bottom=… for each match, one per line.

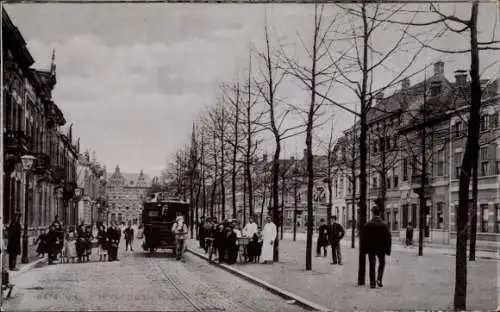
left=145, top=256, right=224, bottom=312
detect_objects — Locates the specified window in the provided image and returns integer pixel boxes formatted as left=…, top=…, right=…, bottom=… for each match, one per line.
left=454, top=121, right=462, bottom=138
left=480, top=115, right=487, bottom=132
left=386, top=138, right=391, bottom=151
left=436, top=202, right=444, bottom=229
left=373, top=177, right=378, bottom=188
left=437, top=149, right=445, bottom=176
left=393, top=175, right=399, bottom=188
left=480, top=146, right=489, bottom=176
left=403, top=158, right=408, bottom=181
left=386, top=176, right=391, bottom=189
left=480, top=204, right=489, bottom=232
left=393, top=210, right=399, bottom=230
left=496, top=161, right=500, bottom=175
left=373, top=141, right=378, bottom=153
left=495, top=204, right=500, bottom=233
left=380, top=138, right=385, bottom=152
left=455, top=151, right=462, bottom=179
left=430, top=82, right=442, bottom=96
left=412, top=204, right=418, bottom=227
left=402, top=204, right=409, bottom=227
left=491, top=113, right=499, bottom=128
left=393, top=136, right=398, bottom=149
left=412, top=156, right=418, bottom=177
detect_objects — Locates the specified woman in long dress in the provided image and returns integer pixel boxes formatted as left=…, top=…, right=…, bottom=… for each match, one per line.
left=260, top=216, right=277, bottom=264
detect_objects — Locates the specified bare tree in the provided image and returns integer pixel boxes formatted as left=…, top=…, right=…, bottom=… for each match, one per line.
left=279, top=3, right=341, bottom=271
left=253, top=22, right=305, bottom=262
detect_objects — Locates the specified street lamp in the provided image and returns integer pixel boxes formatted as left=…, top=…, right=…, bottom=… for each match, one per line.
left=21, top=155, right=36, bottom=264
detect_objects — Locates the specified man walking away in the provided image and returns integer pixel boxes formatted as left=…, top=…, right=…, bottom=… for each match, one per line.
left=316, top=218, right=329, bottom=257
left=328, top=216, right=345, bottom=265
left=360, top=205, right=392, bottom=288
left=405, top=222, right=414, bottom=247
left=7, top=213, right=22, bottom=271
left=124, top=223, right=134, bottom=252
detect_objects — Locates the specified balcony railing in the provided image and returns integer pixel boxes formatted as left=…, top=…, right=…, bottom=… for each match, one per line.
left=4, top=130, right=31, bottom=155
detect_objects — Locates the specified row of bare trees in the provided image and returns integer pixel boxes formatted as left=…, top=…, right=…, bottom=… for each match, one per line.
left=162, top=2, right=497, bottom=310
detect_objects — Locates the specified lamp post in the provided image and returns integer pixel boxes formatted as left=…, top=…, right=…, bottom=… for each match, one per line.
left=21, top=155, right=36, bottom=264
left=74, top=187, right=82, bottom=226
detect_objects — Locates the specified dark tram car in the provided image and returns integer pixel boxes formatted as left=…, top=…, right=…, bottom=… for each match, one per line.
left=142, top=199, right=190, bottom=256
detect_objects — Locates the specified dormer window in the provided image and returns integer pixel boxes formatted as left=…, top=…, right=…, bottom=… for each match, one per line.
left=430, top=81, right=442, bottom=97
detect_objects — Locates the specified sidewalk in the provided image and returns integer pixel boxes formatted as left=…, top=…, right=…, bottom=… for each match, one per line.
left=281, top=232, right=500, bottom=258
left=189, top=238, right=497, bottom=311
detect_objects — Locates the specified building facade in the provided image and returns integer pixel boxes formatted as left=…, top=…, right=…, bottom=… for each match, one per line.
left=106, top=165, right=151, bottom=225
left=332, top=61, right=500, bottom=245
left=75, top=151, right=106, bottom=225
left=3, top=7, right=81, bottom=258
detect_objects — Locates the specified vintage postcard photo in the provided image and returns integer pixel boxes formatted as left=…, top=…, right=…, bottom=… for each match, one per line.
left=1, top=1, right=499, bottom=311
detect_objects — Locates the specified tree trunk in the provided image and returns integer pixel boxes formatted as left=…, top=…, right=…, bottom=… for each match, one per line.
left=351, top=130, right=357, bottom=249
left=232, top=90, right=239, bottom=219
left=418, top=99, right=426, bottom=257
left=243, top=177, right=247, bottom=225
left=469, top=161, right=478, bottom=261
left=455, top=3, right=479, bottom=309
left=281, top=174, right=285, bottom=240
left=221, top=127, right=226, bottom=221
left=272, top=144, right=281, bottom=262
left=357, top=2, right=369, bottom=286
left=293, top=181, right=298, bottom=241
left=260, top=187, right=266, bottom=227
left=246, top=54, right=254, bottom=219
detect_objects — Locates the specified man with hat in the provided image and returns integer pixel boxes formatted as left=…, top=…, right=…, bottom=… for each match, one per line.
left=172, top=216, right=188, bottom=261
left=360, top=203, right=392, bottom=288
left=7, top=212, right=22, bottom=271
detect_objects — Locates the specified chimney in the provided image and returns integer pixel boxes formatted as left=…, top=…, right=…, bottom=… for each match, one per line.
left=401, top=78, right=410, bottom=90
left=454, top=69, right=467, bottom=86
left=375, top=92, right=384, bottom=104
left=433, top=61, right=444, bottom=76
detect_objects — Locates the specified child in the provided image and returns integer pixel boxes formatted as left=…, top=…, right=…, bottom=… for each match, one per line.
left=97, top=225, right=108, bottom=262
left=63, top=230, right=77, bottom=263
left=34, top=229, right=48, bottom=258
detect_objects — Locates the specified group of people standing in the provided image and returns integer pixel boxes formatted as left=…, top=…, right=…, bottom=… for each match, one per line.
left=198, top=215, right=278, bottom=265
left=35, top=221, right=125, bottom=264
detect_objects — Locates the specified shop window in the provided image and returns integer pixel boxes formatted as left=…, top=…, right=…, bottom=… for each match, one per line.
left=402, top=204, right=409, bottom=227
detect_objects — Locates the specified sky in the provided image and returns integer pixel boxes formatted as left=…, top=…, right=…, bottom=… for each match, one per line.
left=3, top=2, right=498, bottom=177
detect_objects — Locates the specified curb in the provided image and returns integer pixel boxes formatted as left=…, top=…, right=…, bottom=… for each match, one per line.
left=442, top=252, right=500, bottom=261
left=10, top=258, right=46, bottom=283
left=188, top=248, right=331, bottom=312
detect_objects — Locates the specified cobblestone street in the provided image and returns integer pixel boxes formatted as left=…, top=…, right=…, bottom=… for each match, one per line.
left=4, top=241, right=305, bottom=312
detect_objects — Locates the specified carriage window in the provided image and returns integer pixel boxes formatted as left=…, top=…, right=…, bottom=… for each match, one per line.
left=148, top=211, right=159, bottom=217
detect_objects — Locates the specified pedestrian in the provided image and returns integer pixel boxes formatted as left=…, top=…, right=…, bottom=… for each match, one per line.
left=2, top=227, right=14, bottom=298
left=406, top=222, right=414, bottom=247
left=124, top=223, right=134, bottom=252
left=247, top=232, right=262, bottom=263
left=63, top=229, right=77, bottom=263
left=7, top=213, right=22, bottom=271
left=97, top=225, right=108, bottom=262
left=316, top=218, right=329, bottom=257
left=54, top=222, right=65, bottom=262
left=83, top=226, right=93, bottom=262
left=198, top=216, right=206, bottom=249
left=328, top=216, right=345, bottom=265
left=171, top=216, right=188, bottom=261
left=214, top=223, right=227, bottom=263
left=243, top=216, right=258, bottom=239
left=76, top=224, right=85, bottom=263
left=46, top=224, right=59, bottom=265
left=107, top=222, right=121, bottom=261
left=260, top=216, right=277, bottom=264
left=360, top=205, right=392, bottom=288
left=225, top=223, right=238, bottom=264
left=34, top=229, right=48, bottom=258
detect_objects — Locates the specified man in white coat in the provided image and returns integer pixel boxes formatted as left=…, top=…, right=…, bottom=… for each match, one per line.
left=260, top=216, right=277, bottom=264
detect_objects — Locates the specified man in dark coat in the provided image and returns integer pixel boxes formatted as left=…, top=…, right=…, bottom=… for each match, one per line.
left=198, top=216, right=206, bottom=249
left=7, top=213, right=22, bottom=270
left=124, top=223, right=134, bottom=252
left=328, top=216, right=345, bottom=265
left=46, top=224, right=59, bottom=264
left=316, top=218, right=329, bottom=257
left=360, top=205, right=392, bottom=288
left=107, top=222, right=121, bottom=261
